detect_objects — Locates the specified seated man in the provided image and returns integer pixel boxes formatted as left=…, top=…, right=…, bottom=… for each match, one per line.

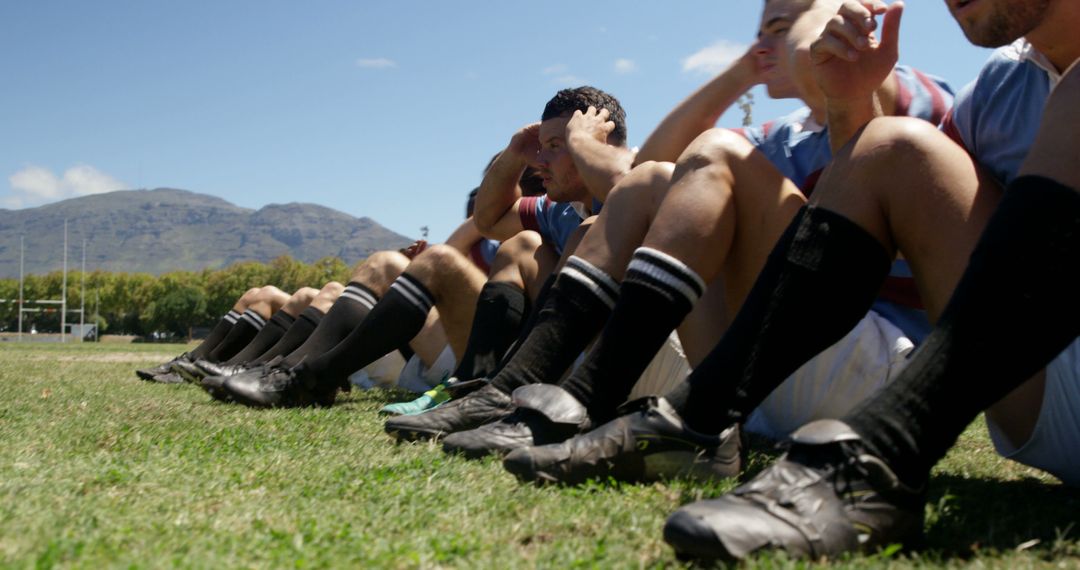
left=429, top=0, right=951, bottom=463
left=218, top=112, right=611, bottom=408
left=382, top=86, right=639, bottom=439
left=649, top=0, right=1080, bottom=562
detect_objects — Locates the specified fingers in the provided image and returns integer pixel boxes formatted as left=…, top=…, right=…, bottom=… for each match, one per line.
left=880, top=1, right=904, bottom=60
left=811, top=0, right=897, bottom=63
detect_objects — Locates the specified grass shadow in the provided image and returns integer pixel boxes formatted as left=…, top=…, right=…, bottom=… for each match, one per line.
left=921, top=474, right=1080, bottom=558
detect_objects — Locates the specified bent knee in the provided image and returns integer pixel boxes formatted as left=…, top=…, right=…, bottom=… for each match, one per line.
left=290, top=287, right=320, bottom=304
left=494, top=230, right=543, bottom=260
left=352, top=250, right=410, bottom=281
left=606, top=161, right=675, bottom=206
left=413, top=244, right=470, bottom=271
left=676, top=128, right=756, bottom=170
left=856, top=116, right=954, bottom=157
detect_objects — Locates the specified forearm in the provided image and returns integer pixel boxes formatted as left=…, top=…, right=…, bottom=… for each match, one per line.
left=636, top=59, right=758, bottom=164
left=566, top=134, right=636, bottom=202
left=444, top=218, right=484, bottom=254
left=826, top=94, right=883, bottom=154
left=475, top=152, right=526, bottom=232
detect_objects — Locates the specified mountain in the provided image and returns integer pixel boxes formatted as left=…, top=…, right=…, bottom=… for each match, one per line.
left=0, top=188, right=413, bottom=277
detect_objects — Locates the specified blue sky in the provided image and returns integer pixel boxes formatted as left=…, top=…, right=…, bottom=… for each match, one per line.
left=1, top=1, right=993, bottom=244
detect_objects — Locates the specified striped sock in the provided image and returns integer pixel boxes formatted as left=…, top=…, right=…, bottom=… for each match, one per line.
left=560, top=247, right=705, bottom=421
left=301, top=273, right=435, bottom=385
left=252, top=306, right=324, bottom=365
left=280, top=282, right=378, bottom=368
left=489, top=256, right=618, bottom=394
left=208, top=309, right=269, bottom=362
left=188, top=310, right=242, bottom=360
left=225, top=310, right=296, bottom=365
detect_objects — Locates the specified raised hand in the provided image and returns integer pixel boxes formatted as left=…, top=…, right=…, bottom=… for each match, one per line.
left=567, top=106, right=616, bottom=145
left=399, top=239, right=428, bottom=259
left=507, top=122, right=542, bottom=164
left=811, top=0, right=903, bottom=106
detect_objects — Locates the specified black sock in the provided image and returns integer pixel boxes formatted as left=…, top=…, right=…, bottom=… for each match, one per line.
left=561, top=248, right=705, bottom=422
left=846, top=176, right=1080, bottom=487
left=489, top=256, right=618, bottom=394
left=452, top=282, right=528, bottom=380
left=223, top=311, right=295, bottom=365
left=666, top=206, right=892, bottom=434
left=207, top=309, right=267, bottom=362
left=495, top=274, right=556, bottom=370
left=187, top=310, right=241, bottom=360
left=251, top=307, right=324, bottom=364
left=280, top=282, right=377, bottom=368
left=301, top=273, right=435, bottom=385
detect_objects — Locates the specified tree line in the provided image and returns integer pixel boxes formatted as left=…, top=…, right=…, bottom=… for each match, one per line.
left=0, top=256, right=354, bottom=338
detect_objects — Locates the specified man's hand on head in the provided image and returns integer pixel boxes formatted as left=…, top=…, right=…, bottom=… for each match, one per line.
left=811, top=0, right=902, bottom=106
left=508, top=122, right=542, bottom=165
left=567, top=106, right=616, bottom=146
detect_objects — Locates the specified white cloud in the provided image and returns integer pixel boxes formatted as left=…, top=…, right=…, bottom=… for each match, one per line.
left=682, top=40, right=749, bottom=75
left=553, top=75, right=587, bottom=86
left=542, top=64, right=568, bottom=75
left=614, top=59, right=637, bottom=74
left=5, top=164, right=126, bottom=209
left=356, top=57, right=397, bottom=69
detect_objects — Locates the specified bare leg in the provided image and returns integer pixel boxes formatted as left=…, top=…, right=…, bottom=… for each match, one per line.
left=402, top=245, right=489, bottom=358
left=307, top=282, right=344, bottom=313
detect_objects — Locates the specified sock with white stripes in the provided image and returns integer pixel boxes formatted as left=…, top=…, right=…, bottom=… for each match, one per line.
left=207, top=309, right=267, bottom=362
left=489, top=256, right=618, bottom=394
left=187, top=310, right=241, bottom=361
left=300, top=273, right=435, bottom=386
left=452, top=281, right=529, bottom=380
left=251, top=307, right=324, bottom=365
left=665, top=206, right=892, bottom=434
left=560, top=248, right=705, bottom=422
left=223, top=310, right=296, bottom=365
left=279, top=283, right=377, bottom=368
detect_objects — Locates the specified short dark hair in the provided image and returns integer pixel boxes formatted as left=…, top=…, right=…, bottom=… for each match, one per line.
left=541, top=86, right=627, bottom=146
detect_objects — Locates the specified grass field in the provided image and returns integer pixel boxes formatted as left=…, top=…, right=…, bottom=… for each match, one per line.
left=1, top=342, right=1078, bottom=569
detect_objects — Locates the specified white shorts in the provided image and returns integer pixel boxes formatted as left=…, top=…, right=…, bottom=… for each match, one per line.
left=628, top=331, right=692, bottom=400
left=349, top=345, right=455, bottom=394
left=986, top=337, right=1080, bottom=487
left=745, top=310, right=917, bottom=440
left=396, top=345, right=456, bottom=393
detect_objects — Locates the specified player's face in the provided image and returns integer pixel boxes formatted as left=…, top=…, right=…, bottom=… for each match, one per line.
left=947, top=0, right=1050, bottom=47
left=758, top=0, right=836, bottom=104
left=754, top=0, right=801, bottom=99
left=536, top=116, right=588, bottom=202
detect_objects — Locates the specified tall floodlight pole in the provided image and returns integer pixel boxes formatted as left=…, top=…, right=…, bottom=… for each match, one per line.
left=61, top=219, right=68, bottom=343
left=18, top=236, right=24, bottom=342
left=80, top=239, right=86, bottom=341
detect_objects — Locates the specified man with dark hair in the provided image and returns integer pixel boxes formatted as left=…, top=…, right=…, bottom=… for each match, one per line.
left=221, top=89, right=631, bottom=408
left=383, top=86, right=640, bottom=439
left=649, top=0, right=1080, bottom=561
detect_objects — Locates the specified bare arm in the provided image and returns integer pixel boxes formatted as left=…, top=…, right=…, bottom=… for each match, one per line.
left=444, top=217, right=485, bottom=254
left=635, top=52, right=762, bottom=165
left=811, top=0, right=902, bottom=153
left=565, top=107, right=636, bottom=202
left=475, top=123, right=540, bottom=240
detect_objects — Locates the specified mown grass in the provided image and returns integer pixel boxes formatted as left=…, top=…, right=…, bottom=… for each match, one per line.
left=0, top=342, right=1077, bottom=569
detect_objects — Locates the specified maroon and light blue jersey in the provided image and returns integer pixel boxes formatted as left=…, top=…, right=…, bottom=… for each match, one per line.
left=517, top=195, right=595, bottom=256
left=734, top=65, right=955, bottom=343
left=941, top=39, right=1074, bottom=186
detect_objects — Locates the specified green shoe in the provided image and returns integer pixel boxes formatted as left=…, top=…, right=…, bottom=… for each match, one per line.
left=380, top=378, right=454, bottom=416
